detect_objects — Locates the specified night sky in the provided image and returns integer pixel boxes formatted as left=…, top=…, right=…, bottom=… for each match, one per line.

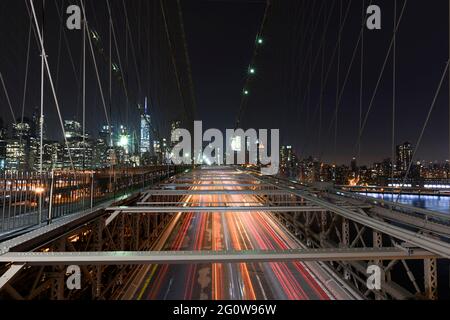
left=0, top=0, right=449, bottom=166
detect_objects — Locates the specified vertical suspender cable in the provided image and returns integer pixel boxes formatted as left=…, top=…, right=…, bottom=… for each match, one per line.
left=109, top=3, right=114, bottom=187
left=334, top=0, right=343, bottom=160
left=356, top=0, right=408, bottom=154
left=55, top=0, right=65, bottom=92
left=79, top=1, right=111, bottom=140
left=358, top=0, right=365, bottom=162
left=82, top=0, right=86, bottom=170
left=21, top=15, right=33, bottom=124
left=160, top=0, right=190, bottom=126
left=39, top=0, right=44, bottom=224
left=318, top=3, right=327, bottom=158
left=392, top=0, right=397, bottom=190
left=39, top=0, right=45, bottom=176
left=29, top=0, right=75, bottom=170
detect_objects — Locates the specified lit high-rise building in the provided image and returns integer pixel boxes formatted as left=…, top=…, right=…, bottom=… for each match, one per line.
left=280, top=145, right=299, bottom=179
left=13, top=119, right=31, bottom=139
left=100, top=125, right=114, bottom=145
left=140, top=97, right=152, bottom=156
left=5, top=140, right=27, bottom=171
left=117, top=126, right=129, bottom=149
left=64, top=120, right=82, bottom=140
left=397, top=142, right=413, bottom=172
left=0, top=118, right=6, bottom=170
left=6, top=118, right=33, bottom=171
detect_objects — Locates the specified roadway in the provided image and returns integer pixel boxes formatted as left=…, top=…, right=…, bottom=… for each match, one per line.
left=121, top=169, right=358, bottom=300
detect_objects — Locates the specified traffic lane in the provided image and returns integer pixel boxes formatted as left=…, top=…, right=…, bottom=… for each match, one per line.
left=135, top=185, right=212, bottom=299
left=221, top=190, right=331, bottom=300
left=132, top=176, right=332, bottom=300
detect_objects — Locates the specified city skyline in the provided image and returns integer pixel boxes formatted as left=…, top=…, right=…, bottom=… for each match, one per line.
left=2, top=105, right=450, bottom=173
left=1, top=1, right=450, bottom=166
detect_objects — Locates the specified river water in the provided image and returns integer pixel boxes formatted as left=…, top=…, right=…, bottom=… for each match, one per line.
left=358, top=193, right=450, bottom=215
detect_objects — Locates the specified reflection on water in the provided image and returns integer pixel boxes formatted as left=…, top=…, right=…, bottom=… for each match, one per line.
left=358, top=193, right=450, bottom=215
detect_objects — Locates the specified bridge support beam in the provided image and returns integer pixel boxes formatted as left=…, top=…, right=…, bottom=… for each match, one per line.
left=424, top=258, right=438, bottom=300
left=51, top=239, right=66, bottom=300
left=341, top=218, right=351, bottom=280
left=371, top=230, right=384, bottom=299
left=320, top=211, right=328, bottom=246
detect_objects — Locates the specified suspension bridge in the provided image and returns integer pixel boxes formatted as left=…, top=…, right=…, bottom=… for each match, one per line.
left=0, top=0, right=450, bottom=301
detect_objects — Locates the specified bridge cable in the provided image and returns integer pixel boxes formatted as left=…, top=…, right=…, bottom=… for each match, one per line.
left=79, top=1, right=112, bottom=135
left=160, top=0, right=191, bottom=125
left=391, top=0, right=397, bottom=206
left=122, top=0, right=143, bottom=103
left=106, top=0, right=169, bottom=147
left=334, top=0, right=343, bottom=159
left=235, top=0, right=273, bottom=129
left=39, top=0, right=45, bottom=175
left=355, top=0, right=408, bottom=155
left=318, top=3, right=328, bottom=158
left=302, top=0, right=376, bottom=161
left=28, top=0, right=75, bottom=171
left=300, top=0, right=354, bottom=156
left=358, top=0, right=365, bottom=162
left=395, top=60, right=450, bottom=203
left=54, top=0, right=84, bottom=121
left=106, top=0, right=170, bottom=146
left=300, top=0, right=357, bottom=157
left=20, top=12, right=33, bottom=125
left=294, top=0, right=328, bottom=151
left=294, top=0, right=336, bottom=157
left=284, top=1, right=307, bottom=142
left=0, top=72, right=17, bottom=125
left=16, top=5, right=34, bottom=163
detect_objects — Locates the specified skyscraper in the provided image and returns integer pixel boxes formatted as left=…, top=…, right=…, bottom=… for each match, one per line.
left=0, top=118, right=6, bottom=170
left=280, top=145, right=299, bottom=179
left=170, top=120, right=181, bottom=146
left=117, top=126, right=130, bottom=150
left=396, top=142, right=413, bottom=172
left=6, top=118, right=33, bottom=171
left=64, top=120, right=82, bottom=140
left=12, top=118, right=31, bottom=139
left=140, top=97, right=152, bottom=156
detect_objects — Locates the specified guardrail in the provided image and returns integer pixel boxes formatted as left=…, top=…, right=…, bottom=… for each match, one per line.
left=0, top=166, right=185, bottom=234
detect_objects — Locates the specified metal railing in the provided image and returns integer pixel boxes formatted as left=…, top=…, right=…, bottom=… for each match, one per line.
left=0, top=166, right=183, bottom=234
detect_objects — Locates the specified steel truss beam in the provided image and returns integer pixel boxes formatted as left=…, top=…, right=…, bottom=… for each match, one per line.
left=159, top=184, right=263, bottom=188
left=251, top=175, right=450, bottom=259
left=0, top=248, right=436, bottom=265
left=140, top=190, right=290, bottom=196
left=106, top=206, right=367, bottom=213
left=0, top=264, right=25, bottom=290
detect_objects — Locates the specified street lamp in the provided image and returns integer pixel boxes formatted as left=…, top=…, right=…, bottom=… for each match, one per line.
left=35, top=186, right=45, bottom=226
left=35, top=187, right=45, bottom=195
